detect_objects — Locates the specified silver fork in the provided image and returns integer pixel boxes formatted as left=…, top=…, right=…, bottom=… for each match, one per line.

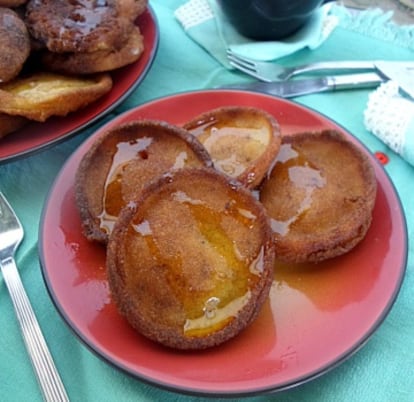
left=227, top=49, right=376, bottom=82
left=0, top=192, right=69, bottom=402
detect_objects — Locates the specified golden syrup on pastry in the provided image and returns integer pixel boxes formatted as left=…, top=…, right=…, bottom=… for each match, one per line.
left=98, top=137, right=153, bottom=233
left=171, top=151, right=190, bottom=170
left=264, top=143, right=326, bottom=236
left=63, top=2, right=110, bottom=38
left=129, top=188, right=265, bottom=337
left=97, top=129, right=209, bottom=237
left=186, top=117, right=269, bottom=179
left=183, top=292, right=252, bottom=336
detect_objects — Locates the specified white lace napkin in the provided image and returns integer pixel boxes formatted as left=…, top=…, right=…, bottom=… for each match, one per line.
left=364, top=81, right=414, bottom=166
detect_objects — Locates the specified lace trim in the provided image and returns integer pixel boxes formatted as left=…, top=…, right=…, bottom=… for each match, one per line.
left=331, top=4, right=414, bottom=50
left=364, top=81, right=414, bottom=154
left=174, top=0, right=214, bottom=30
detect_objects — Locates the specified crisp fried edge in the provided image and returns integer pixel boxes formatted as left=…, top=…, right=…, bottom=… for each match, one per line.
left=0, top=72, right=113, bottom=121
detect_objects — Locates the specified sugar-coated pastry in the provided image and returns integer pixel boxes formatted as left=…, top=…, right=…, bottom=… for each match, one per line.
left=0, top=72, right=112, bottom=121
left=75, top=120, right=213, bottom=244
left=184, top=106, right=281, bottom=188
left=107, top=168, right=275, bottom=349
left=0, top=7, right=31, bottom=83
left=260, top=130, right=377, bottom=263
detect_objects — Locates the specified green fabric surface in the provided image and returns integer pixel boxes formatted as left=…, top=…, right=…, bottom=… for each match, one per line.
left=1, top=1, right=413, bottom=401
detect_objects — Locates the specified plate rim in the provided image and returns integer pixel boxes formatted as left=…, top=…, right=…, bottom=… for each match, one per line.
left=0, top=6, right=159, bottom=165
left=38, top=89, right=408, bottom=397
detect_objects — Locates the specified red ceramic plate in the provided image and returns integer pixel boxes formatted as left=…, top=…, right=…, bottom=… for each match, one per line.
left=0, top=8, right=158, bottom=164
left=39, top=91, right=407, bottom=397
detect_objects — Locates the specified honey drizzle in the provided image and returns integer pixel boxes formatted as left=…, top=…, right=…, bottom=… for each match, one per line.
left=98, top=137, right=153, bottom=233
left=60, top=1, right=111, bottom=39
left=130, top=189, right=264, bottom=337
left=186, top=118, right=268, bottom=177
left=269, top=143, right=326, bottom=236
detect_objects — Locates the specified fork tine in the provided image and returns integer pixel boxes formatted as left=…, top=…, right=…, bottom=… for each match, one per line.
left=226, top=49, right=256, bottom=70
left=0, top=192, right=23, bottom=254
left=228, top=56, right=256, bottom=72
left=227, top=54, right=252, bottom=70
left=228, top=61, right=264, bottom=81
left=227, top=50, right=265, bottom=80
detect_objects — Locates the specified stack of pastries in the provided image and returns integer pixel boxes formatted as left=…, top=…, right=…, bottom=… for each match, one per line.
left=0, top=0, right=147, bottom=138
left=75, top=106, right=377, bottom=350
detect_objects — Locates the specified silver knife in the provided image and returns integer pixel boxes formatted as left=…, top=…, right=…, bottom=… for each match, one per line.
left=375, top=61, right=414, bottom=98
left=220, top=73, right=384, bottom=98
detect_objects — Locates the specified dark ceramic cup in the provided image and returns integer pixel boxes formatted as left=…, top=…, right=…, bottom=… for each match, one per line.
left=217, top=0, right=331, bottom=40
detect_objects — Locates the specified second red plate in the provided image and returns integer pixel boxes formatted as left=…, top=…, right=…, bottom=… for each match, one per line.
left=0, top=8, right=159, bottom=164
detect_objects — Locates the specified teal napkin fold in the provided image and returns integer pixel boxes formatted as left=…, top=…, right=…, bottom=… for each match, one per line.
left=174, top=0, right=338, bottom=67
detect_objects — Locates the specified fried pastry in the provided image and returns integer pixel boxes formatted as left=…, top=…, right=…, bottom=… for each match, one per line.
left=116, top=0, right=148, bottom=22
left=107, top=167, right=275, bottom=350
left=0, top=7, right=31, bottom=83
left=25, top=0, right=146, bottom=74
left=260, top=130, right=377, bottom=263
left=41, top=25, right=144, bottom=75
left=25, top=0, right=133, bottom=53
left=0, top=113, right=28, bottom=138
left=0, top=1, right=27, bottom=7
left=0, top=72, right=112, bottom=121
left=75, top=120, right=213, bottom=244
left=184, top=106, right=281, bottom=188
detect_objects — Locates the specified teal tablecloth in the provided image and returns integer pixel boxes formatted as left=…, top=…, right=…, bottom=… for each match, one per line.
left=1, top=1, right=413, bottom=401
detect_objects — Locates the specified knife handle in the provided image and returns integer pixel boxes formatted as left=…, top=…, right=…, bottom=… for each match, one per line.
left=329, top=73, right=384, bottom=90
left=294, top=61, right=376, bottom=77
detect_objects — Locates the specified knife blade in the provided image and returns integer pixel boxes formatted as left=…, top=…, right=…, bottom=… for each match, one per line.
left=220, top=73, right=385, bottom=98
left=375, top=61, right=414, bottom=99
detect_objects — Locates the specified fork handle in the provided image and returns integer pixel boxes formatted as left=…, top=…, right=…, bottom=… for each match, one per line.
left=1, top=257, right=70, bottom=402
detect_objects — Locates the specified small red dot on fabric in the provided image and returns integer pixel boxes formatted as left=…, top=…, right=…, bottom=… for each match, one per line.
left=374, top=151, right=389, bottom=165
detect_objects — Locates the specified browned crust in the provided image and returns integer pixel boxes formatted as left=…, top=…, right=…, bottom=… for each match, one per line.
left=106, top=167, right=275, bottom=350
left=25, top=0, right=133, bottom=53
left=0, top=112, right=28, bottom=138
left=116, top=0, right=148, bottom=22
left=75, top=120, right=213, bottom=244
left=0, top=1, right=27, bottom=8
left=0, top=72, right=113, bottom=121
left=183, top=106, right=281, bottom=189
left=41, top=26, right=144, bottom=74
left=260, top=129, right=377, bottom=263
left=0, top=7, right=31, bottom=83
